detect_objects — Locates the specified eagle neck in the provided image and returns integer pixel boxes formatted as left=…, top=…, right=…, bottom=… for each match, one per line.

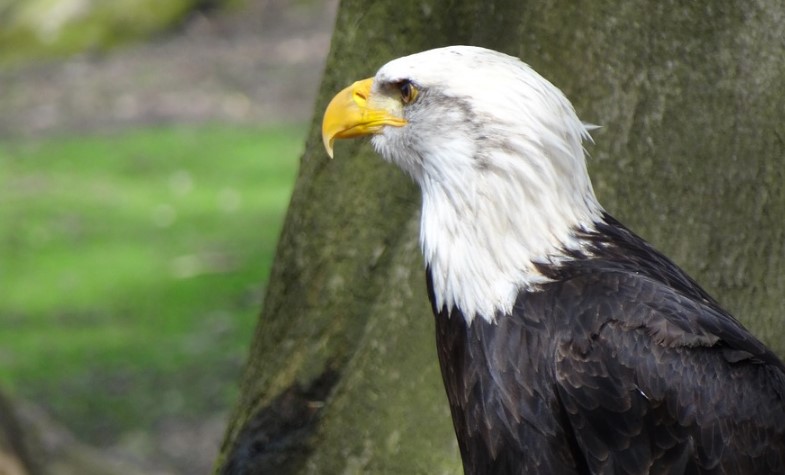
left=417, top=141, right=602, bottom=325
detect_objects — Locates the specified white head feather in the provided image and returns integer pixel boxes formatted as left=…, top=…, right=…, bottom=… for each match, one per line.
left=369, top=46, right=603, bottom=324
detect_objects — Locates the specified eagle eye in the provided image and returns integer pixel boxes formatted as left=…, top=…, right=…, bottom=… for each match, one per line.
left=397, top=80, right=418, bottom=104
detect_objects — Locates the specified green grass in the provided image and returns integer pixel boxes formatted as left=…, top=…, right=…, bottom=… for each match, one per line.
left=0, top=123, right=305, bottom=442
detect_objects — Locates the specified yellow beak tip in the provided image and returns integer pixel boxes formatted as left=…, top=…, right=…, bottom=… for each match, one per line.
left=321, top=126, right=335, bottom=158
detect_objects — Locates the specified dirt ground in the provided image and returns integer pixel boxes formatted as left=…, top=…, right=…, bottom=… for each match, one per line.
left=1, top=1, right=338, bottom=473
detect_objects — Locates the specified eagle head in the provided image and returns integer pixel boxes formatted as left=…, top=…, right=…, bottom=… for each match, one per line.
left=322, top=46, right=603, bottom=323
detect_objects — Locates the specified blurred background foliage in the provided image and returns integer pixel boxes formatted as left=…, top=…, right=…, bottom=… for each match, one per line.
left=0, top=0, right=233, bottom=66
left=0, top=0, right=337, bottom=473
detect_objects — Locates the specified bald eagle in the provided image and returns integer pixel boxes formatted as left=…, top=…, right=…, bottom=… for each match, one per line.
left=321, top=46, right=785, bottom=474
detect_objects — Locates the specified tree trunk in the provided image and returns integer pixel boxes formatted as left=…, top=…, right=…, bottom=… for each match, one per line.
left=0, top=391, right=39, bottom=475
left=215, top=1, right=785, bottom=473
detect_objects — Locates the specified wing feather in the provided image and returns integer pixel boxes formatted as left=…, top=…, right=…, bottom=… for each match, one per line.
left=552, top=270, right=785, bottom=474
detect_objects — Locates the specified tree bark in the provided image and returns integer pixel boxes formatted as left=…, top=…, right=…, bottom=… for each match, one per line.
left=215, top=1, right=785, bottom=473
left=0, top=391, right=38, bottom=475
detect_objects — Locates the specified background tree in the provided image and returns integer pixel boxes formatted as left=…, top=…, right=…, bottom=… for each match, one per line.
left=216, top=1, right=785, bottom=473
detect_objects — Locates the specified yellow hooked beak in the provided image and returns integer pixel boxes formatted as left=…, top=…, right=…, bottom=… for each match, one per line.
left=321, top=77, right=407, bottom=158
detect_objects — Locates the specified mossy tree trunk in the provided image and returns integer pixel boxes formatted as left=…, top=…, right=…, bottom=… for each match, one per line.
left=215, top=1, right=785, bottom=473
left=0, top=391, right=39, bottom=475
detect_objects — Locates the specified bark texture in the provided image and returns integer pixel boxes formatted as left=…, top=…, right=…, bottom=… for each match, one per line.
left=216, top=1, right=785, bottom=473
left=0, top=391, right=38, bottom=475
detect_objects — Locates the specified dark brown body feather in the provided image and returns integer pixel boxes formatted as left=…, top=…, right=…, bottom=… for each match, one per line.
left=428, top=214, right=785, bottom=474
